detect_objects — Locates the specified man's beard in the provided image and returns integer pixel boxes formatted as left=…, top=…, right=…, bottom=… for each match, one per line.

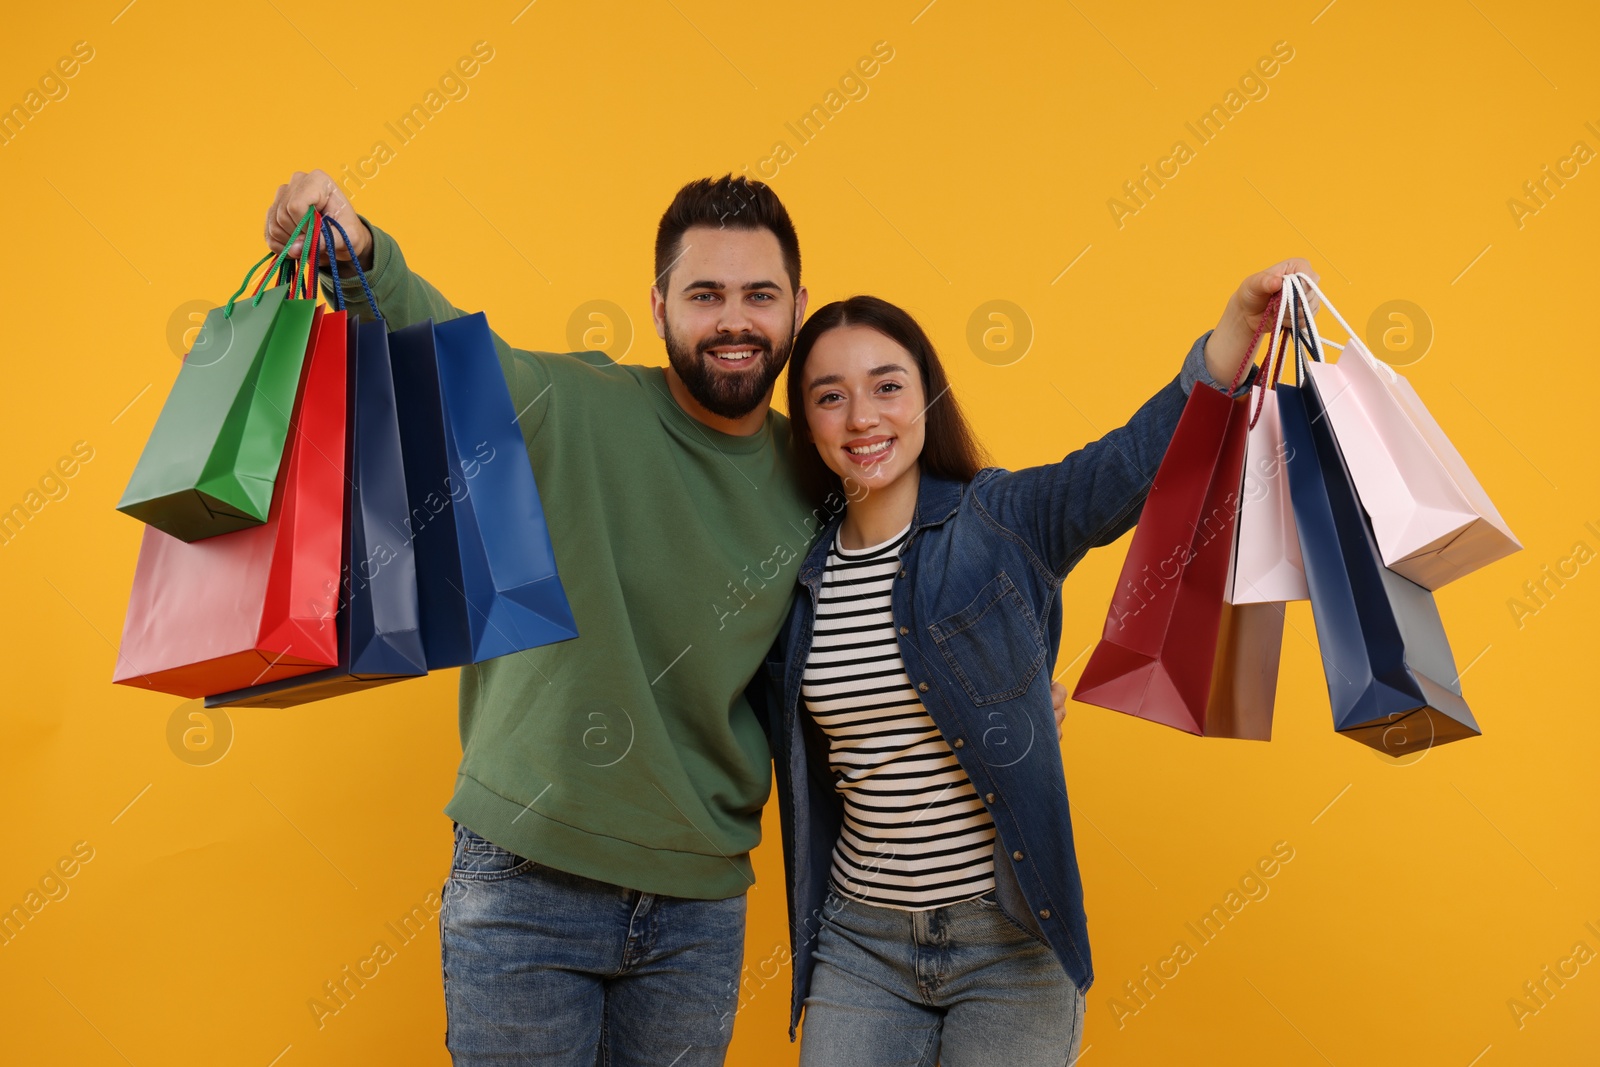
left=664, top=321, right=793, bottom=420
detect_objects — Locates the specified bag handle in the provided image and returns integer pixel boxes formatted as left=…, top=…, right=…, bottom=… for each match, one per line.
left=1287, top=275, right=1327, bottom=382
left=320, top=216, right=344, bottom=312
left=1231, top=288, right=1281, bottom=397
left=225, top=207, right=318, bottom=318
left=1287, top=272, right=1358, bottom=346
left=297, top=211, right=322, bottom=301
left=319, top=214, right=381, bottom=321
left=1242, top=278, right=1298, bottom=428
left=261, top=210, right=320, bottom=301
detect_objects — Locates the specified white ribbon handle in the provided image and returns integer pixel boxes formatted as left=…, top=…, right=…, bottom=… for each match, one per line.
left=1290, top=274, right=1327, bottom=380
left=1288, top=272, right=1357, bottom=342
left=1291, top=270, right=1390, bottom=378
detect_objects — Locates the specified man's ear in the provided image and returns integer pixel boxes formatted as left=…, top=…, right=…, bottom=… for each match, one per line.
left=650, top=285, right=667, bottom=339
left=793, top=285, right=809, bottom=332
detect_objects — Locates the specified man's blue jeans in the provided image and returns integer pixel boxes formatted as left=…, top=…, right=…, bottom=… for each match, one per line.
left=798, top=887, right=1086, bottom=1067
left=440, top=823, right=747, bottom=1065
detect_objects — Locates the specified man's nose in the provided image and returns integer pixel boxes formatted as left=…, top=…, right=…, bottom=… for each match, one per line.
left=718, top=300, right=753, bottom=335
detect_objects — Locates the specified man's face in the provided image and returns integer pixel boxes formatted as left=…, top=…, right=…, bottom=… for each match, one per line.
left=651, top=226, right=807, bottom=420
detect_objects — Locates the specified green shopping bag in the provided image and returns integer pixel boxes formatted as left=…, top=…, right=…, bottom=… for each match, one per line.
left=118, top=210, right=322, bottom=542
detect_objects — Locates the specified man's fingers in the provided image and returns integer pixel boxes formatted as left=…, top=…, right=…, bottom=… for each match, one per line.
left=1050, top=679, right=1067, bottom=743
left=264, top=184, right=288, bottom=249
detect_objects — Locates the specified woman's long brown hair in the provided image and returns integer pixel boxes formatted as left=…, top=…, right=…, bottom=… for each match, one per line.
left=785, top=295, right=989, bottom=509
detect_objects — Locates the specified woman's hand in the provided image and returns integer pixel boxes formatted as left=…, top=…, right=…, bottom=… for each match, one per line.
left=1052, top=680, right=1067, bottom=741
left=1203, top=259, right=1321, bottom=387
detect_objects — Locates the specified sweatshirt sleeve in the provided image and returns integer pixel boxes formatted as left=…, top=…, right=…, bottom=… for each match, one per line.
left=319, top=218, right=557, bottom=439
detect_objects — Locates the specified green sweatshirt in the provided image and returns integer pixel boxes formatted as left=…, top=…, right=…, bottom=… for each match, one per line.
left=325, top=224, right=821, bottom=898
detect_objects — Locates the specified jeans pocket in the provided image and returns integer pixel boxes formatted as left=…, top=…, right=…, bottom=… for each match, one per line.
left=450, top=825, right=536, bottom=882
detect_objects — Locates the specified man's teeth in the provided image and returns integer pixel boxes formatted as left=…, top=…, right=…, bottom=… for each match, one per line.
left=711, top=349, right=757, bottom=360
left=847, top=440, right=892, bottom=455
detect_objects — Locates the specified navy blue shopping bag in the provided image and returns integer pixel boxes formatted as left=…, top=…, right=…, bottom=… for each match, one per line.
left=387, top=311, right=577, bottom=667
left=1276, top=282, right=1479, bottom=755
left=207, top=220, right=428, bottom=708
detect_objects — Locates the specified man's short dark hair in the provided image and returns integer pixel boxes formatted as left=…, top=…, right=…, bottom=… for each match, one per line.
left=654, top=175, right=801, bottom=292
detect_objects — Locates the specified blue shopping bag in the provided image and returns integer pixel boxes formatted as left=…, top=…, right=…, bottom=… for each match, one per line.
left=388, top=311, right=578, bottom=667
left=207, top=219, right=428, bottom=708
left=1276, top=279, right=1479, bottom=755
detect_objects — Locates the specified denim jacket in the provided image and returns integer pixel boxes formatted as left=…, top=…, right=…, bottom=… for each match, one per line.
left=756, top=331, right=1255, bottom=1038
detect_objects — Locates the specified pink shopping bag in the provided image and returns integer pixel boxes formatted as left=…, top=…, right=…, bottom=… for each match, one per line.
left=1294, top=274, right=1520, bottom=589
left=1226, top=287, right=1309, bottom=605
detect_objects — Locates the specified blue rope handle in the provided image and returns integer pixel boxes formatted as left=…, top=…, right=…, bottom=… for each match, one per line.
left=320, top=215, right=380, bottom=321
left=320, top=215, right=344, bottom=312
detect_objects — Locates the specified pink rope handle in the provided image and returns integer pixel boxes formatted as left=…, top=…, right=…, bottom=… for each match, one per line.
left=1230, top=288, right=1280, bottom=396
left=1229, top=283, right=1290, bottom=431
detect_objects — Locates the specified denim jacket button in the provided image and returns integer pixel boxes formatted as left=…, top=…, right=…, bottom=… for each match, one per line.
left=917, top=682, right=929, bottom=693
left=898, top=567, right=907, bottom=578
left=898, top=626, right=909, bottom=636
left=984, top=792, right=995, bottom=804
left=952, top=738, right=965, bottom=749
left=1039, top=909, right=1051, bottom=919
left=1012, top=850, right=1024, bottom=861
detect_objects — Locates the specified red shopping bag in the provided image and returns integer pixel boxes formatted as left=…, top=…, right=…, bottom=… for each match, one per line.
left=1073, top=370, right=1252, bottom=734
left=114, top=277, right=349, bottom=699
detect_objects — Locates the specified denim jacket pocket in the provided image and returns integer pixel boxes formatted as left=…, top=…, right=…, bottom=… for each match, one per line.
left=928, top=571, right=1046, bottom=706
left=450, top=825, right=536, bottom=881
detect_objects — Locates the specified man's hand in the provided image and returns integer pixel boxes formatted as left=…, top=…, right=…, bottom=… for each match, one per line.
left=1203, top=259, right=1321, bottom=387
left=264, top=169, right=373, bottom=268
left=1051, top=680, right=1067, bottom=742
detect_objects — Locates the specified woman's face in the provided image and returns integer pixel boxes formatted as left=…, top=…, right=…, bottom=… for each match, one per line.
left=802, top=324, right=927, bottom=492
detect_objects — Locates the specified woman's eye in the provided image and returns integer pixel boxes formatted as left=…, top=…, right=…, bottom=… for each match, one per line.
left=879, top=382, right=902, bottom=394
left=816, top=392, right=842, bottom=405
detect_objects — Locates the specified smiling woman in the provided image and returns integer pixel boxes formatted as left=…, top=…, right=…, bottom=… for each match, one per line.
left=761, top=285, right=1272, bottom=1063
left=786, top=295, right=984, bottom=526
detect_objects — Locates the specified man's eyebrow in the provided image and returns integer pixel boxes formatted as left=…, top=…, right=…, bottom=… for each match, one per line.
left=679, top=279, right=784, bottom=293
left=807, top=364, right=909, bottom=391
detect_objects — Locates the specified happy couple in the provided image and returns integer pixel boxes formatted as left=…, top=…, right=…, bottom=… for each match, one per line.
left=264, top=169, right=1312, bottom=1066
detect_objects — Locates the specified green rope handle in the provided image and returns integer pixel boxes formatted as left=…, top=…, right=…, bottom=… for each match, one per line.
left=225, top=206, right=317, bottom=318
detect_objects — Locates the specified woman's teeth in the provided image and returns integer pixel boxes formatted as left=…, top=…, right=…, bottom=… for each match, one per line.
left=847, top=440, right=892, bottom=455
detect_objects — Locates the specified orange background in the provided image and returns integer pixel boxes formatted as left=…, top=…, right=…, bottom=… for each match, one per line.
left=2, top=1, right=1596, bottom=1064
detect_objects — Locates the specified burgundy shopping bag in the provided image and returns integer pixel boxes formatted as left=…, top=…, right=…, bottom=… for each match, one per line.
left=1073, top=379, right=1252, bottom=734
left=114, top=282, right=348, bottom=699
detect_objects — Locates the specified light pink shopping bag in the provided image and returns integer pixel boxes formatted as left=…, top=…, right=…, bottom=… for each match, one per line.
left=1294, top=275, right=1520, bottom=589
left=1226, top=291, right=1309, bottom=605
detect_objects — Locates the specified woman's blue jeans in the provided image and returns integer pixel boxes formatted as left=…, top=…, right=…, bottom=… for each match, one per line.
left=798, top=887, right=1086, bottom=1067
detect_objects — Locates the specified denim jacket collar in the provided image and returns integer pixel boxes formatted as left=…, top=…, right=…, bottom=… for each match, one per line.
left=797, top=468, right=970, bottom=586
